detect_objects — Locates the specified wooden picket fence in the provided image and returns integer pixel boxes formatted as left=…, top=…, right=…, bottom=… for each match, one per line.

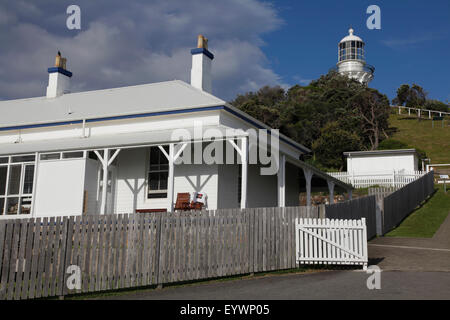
left=295, top=218, right=368, bottom=269
left=0, top=206, right=319, bottom=300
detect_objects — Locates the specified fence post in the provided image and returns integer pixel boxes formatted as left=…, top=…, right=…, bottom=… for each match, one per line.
left=392, top=170, right=396, bottom=187
left=249, top=208, right=255, bottom=276
left=375, top=195, right=384, bottom=236
left=58, top=218, right=70, bottom=299
left=155, top=213, right=163, bottom=289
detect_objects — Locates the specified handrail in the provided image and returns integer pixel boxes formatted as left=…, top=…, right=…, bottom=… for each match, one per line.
left=392, top=105, right=450, bottom=116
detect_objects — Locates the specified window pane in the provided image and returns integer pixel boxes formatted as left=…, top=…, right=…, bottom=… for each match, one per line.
left=0, top=198, right=4, bottom=215
left=20, top=197, right=32, bottom=215
left=6, top=197, right=19, bottom=215
left=62, top=152, right=84, bottom=159
left=8, top=165, right=21, bottom=195
left=12, top=155, right=35, bottom=163
left=23, top=165, right=34, bottom=194
left=41, top=153, right=60, bottom=160
left=149, top=172, right=159, bottom=191
left=159, top=172, right=168, bottom=190
left=0, top=157, right=8, bottom=164
left=0, top=167, right=6, bottom=195
left=150, top=148, right=159, bottom=165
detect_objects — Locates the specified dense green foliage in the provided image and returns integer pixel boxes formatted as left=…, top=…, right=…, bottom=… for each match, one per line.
left=231, top=71, right=390, bottom=170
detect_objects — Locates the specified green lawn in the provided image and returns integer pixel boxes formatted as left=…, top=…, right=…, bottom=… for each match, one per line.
left=386, top=185, right=450, bottom=238
left=388, top=113, right=450, bottom=164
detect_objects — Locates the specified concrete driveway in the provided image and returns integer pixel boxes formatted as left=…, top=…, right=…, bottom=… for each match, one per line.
left=369, top=212, right=450, bottom=272
left=93, top=270, right=450, bottom=300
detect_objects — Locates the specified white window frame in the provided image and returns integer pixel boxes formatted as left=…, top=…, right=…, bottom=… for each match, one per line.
left=0, top=154, right=36, bottom=217
left=147, top=146, right=169, bottom=199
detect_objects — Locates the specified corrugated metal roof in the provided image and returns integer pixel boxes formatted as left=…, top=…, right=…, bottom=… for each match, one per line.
left=0, top=80, right=226, bottom=128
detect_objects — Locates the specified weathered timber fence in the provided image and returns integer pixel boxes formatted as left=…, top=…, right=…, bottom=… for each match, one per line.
left=324, top=171, right=435, bottom=237
left=382, top=171, right=435, bottom=233
left=0, top=206, right=318, bottom=300
left=325, top=196, right=377, bottom=239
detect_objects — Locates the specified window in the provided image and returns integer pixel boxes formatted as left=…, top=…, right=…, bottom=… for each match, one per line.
left=12, top=155, right=35, bottom=163
left=0, top=157, right=35, bottom=216
left=41, top=153, right=61, bottom=161
left=8, top=165, right=21, bottom=195
left=23, top=165, right=34, bottom=194
left=62, top=151, right=84, bottom=159
left=0, top=167, right=6, bottom=195
left=40, top=151, right=85, bottom=161
left=147, top=146, right=169, bottom=199
left=0, top=157, right=8, bottom=164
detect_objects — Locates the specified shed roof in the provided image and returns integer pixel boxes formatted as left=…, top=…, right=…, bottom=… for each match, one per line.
left=343, top=149, right=417, bottom=157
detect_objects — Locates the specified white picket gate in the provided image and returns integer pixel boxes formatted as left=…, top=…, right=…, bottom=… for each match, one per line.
left=295, top=218, right=368, bottom=270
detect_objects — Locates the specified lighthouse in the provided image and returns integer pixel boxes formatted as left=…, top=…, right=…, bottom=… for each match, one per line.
left=336, top=28, right=374, bottom=84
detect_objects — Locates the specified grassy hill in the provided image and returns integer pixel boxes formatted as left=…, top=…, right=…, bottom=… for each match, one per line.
left=386, top=111, right=449, bottom=238
left=387, top=112, right=450, bottom=164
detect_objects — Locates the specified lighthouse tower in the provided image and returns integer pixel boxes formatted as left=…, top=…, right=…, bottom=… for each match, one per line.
left=337, top=28, right=374, bottom=84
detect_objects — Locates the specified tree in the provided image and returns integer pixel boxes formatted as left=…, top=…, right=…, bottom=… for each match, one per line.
left=231, top=71, right=391, bottom=168
left=425, top=99, right=449, bottom=112
left=392, top=84, right=410, bottom=106
left=392, top=83, right=427, bottom=108
left=312, top=122, right=363, bottom=170
left=349, top=88, right=390, bottom=150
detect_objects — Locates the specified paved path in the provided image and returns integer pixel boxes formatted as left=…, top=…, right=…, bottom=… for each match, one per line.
left=368, top=211, right=450, bottom=272
left=93, top=270, right=450, bottom=300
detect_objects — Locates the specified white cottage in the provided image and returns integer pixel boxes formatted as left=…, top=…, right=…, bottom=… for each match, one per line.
left=0, top=36, right=351, bottom=218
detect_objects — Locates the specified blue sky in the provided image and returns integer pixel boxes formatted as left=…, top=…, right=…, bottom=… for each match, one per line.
left=261, top=0, right=450, bottom=102
left=0, top=0, right=448, bottom=102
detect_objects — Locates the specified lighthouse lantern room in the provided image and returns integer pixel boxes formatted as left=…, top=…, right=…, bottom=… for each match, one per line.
left=336, top=28, right=374, bottom=84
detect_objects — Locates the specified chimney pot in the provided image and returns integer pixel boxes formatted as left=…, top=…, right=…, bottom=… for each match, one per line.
left=191, top=35, right=213, bottom=93
left=47, top=52, right=72, bottom=98
left=197, top=35, right=208, bottom=49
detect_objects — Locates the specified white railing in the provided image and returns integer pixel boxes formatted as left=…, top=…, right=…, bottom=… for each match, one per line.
left=327, top=170, right=426, bottom=189
left=392, top=105, right=450, bottom=118
left=295, top=218, right=368, bottom=270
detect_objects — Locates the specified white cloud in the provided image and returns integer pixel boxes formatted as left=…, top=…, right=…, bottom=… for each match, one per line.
left=0, top=0, right=284, bottom=101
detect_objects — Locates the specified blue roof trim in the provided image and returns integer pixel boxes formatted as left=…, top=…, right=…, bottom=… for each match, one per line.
left=0, top=106, right=223, bottom=132
left=0, top=104, right=308, bottom=153
left=48, top=67, right=73, bottom=78
left=190, top=48, right=214, bottom=60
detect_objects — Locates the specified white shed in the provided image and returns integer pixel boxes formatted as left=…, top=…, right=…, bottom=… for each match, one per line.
left=344, top=149, right=419, bottom=174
